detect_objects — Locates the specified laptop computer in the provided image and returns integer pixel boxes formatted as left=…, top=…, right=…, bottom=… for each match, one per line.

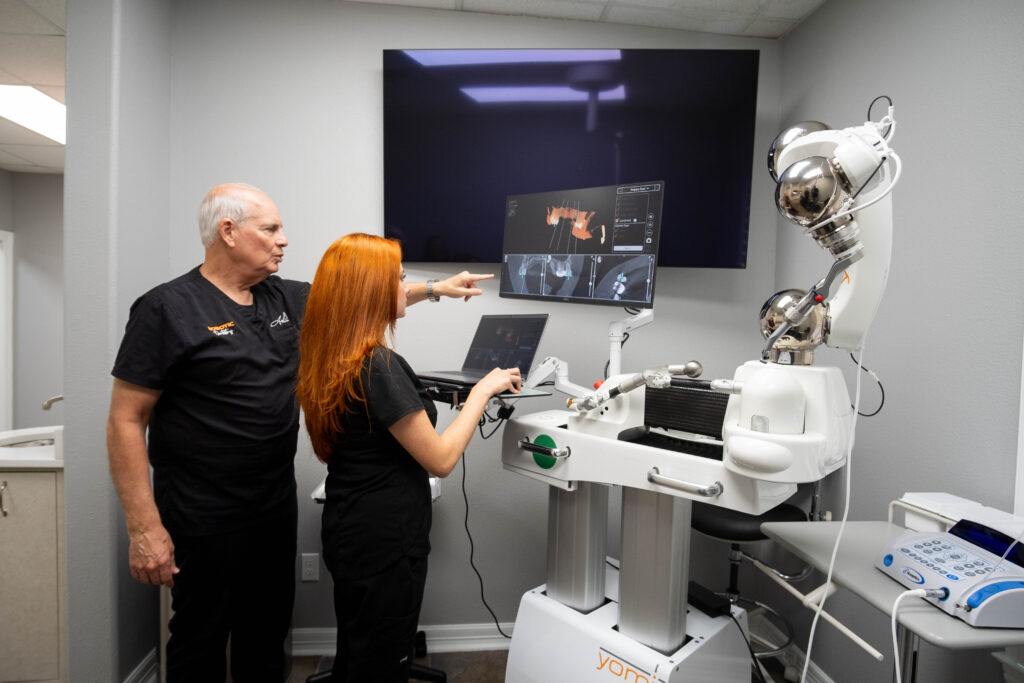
left=418, top=313, right=548, bottom=390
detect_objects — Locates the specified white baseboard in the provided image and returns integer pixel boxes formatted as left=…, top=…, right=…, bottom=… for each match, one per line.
left=289, top=622, right=514, bottom=658
left=124, top=648, right=159, bottom=683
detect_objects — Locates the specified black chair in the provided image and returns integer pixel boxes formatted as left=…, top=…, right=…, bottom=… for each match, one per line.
left=691, top=500, right=811, bottom=658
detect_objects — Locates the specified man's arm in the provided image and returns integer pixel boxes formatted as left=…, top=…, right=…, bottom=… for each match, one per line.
left=406, top=271, right=495, bottom=305
left=107, top=378, right=179, bottom=587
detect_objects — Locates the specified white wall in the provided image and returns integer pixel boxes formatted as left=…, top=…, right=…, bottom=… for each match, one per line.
left=767, top=0, right=1024, bottom=681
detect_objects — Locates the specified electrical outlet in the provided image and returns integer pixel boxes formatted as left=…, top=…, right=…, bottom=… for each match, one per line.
left=301, top=553, right=319, bottom=582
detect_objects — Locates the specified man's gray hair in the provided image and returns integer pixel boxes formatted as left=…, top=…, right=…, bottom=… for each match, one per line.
left=197, top=183, right=263, bottom=247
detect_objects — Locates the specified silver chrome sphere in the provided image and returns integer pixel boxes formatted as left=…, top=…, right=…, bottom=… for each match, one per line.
left=759, top=289, right=826, bottom=364
left=775, top=156, right=847, bottom=228
left=767, top=121, right=830, bottom=181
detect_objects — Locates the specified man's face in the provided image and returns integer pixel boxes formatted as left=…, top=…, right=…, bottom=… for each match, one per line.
left=233, top=193, right=287, bottom=278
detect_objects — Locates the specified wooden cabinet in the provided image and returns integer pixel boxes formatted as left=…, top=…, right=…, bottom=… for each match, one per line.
left=0, top=469, right=66, bottom=683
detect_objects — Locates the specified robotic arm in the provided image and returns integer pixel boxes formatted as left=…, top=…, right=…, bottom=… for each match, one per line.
left=570, top=361, right=703, bottom=412
left=715, top=103, right=901, bottom=483
left=762, top=105, right=901, bottom=360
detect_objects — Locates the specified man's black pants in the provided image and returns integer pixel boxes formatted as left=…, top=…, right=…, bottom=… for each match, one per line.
left=166, top=509, right=297, bottom=683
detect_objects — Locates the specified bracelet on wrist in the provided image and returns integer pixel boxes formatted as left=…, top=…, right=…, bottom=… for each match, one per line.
left=426, top=279, right=440, bottom=302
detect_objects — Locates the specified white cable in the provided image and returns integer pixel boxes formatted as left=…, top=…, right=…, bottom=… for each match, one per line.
left=800, top=342, right=867, bottom=682
left=802, top=150, right=902, bottom=235
left=890, top=588, right=928, bottom=683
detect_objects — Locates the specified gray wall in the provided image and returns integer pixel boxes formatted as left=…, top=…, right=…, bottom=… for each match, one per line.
left=757, top=0, right=1024, bottom=681
left=59, top=0, right=1024, bottom=681
left=0, top=171, right=63, bottom=430
left=65, top=0, right=172, bottom=679
left=10, top=173, right=63, bottom=429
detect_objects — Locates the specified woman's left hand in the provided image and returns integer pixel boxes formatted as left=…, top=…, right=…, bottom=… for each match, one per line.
left=438, top=271, right=495, bottom=301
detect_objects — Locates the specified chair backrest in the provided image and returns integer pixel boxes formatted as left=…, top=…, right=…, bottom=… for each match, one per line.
left=644, top=381, right=729, bottom=439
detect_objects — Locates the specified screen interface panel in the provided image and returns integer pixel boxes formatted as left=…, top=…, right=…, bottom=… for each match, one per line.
left=499, top=181, right=662, bottom=308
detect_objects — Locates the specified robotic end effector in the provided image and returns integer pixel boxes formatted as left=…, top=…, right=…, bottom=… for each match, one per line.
left=759, top=289, right=827, bottom=366
left=761, top=104, right=901, bottom=360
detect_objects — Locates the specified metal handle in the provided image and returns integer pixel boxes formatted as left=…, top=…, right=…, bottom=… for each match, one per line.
left=518, top=437, right=571, bottom=459
left=647, top=467, right=723, bottom=497
left=1, top=481, right=7, bottom=516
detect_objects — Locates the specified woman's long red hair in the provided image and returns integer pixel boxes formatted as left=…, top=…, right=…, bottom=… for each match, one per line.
left=297, top=233, right=402, bottom=463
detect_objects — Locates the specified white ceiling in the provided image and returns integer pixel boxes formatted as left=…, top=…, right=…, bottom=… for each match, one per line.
left=0, top=0, right=826, bottom=174
left=0, top=0, right=65, bottom=173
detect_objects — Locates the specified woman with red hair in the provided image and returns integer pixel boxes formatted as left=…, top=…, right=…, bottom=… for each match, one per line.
left=297, top=233, right=520, bottom=682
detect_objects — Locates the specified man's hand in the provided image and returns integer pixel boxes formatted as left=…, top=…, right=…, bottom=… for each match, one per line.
left=128, top=523, right=179, bottom=587
left=437, top=271, right=495, bottom=302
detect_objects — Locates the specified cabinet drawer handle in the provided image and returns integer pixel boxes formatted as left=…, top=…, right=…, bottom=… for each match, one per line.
left=1, top=480, right=7, bottom=516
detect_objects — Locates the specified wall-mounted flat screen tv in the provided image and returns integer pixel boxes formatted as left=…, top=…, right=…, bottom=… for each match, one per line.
left=383, top=48, right=759, bottom=268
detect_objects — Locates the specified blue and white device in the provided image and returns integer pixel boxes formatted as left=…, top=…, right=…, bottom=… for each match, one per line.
left=876, top=518, right=1024, bottom=627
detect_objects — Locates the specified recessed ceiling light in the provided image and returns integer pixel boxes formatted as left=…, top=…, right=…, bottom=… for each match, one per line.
left=461, top=85, right=626, bottom=103
left=403, top=49, right=621, bottom=67
left=0, top=85, right=66, bottom=145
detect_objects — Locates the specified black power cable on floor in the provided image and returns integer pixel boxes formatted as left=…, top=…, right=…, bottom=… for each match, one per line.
left=730, top=612, right=769, bottom=683
left=460, top=454, right=512, bottom=639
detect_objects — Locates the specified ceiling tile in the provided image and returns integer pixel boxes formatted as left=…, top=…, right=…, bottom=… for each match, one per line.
left=0, top=115, right=61, bottom=145
left=604, top=5, right=709, bottom=32
left=23, top=0, right=65, bottom=31
left=0, top=145, right=34, bottom=165
left=0, top=0, right=62, bottom=35
left=760, top=0, right=825, bottom=21
left=686, top=0, right=760, bottom=10
left=0, top=142, right=62, bottom=166
left=463, top=0, right=606, bottom=22
left=703, top=12, right=760, bottom=35
left=743, top=17, right=794, bottom=37
left=0, top=66, right=28, bottom=85
left=34, top=83, right=63, bottom=103
left=611, top=0, right=679, bottom=9
left=343, top=0, right=459, bottom=9
left=0, top=33, right=65, bottom=85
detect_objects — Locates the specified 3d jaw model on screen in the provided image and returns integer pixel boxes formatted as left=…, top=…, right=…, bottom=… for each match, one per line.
left=712, top=103, right=902, bottom=484
left=547, top=202, right=606, bottom=250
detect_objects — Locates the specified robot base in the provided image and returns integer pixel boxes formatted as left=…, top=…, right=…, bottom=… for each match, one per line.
left=506, top=577, right=750, bottom=682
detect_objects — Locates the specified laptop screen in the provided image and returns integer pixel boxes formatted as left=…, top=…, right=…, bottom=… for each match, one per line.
left=462, top=314, right=548, bottom=374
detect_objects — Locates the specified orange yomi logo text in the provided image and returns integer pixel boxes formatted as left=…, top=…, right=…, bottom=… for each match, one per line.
left=596, top=649, right=652, bottom=683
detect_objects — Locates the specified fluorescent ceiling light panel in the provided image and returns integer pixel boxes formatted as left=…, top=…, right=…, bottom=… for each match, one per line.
left=0, top=85, right=66, bottom=145
left=404, top=49, right=621, bottom=66
left=461, top=85, right=626, bottom=103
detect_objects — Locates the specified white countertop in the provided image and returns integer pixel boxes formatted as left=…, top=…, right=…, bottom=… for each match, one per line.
left=0, top=426, right=64, bottom=469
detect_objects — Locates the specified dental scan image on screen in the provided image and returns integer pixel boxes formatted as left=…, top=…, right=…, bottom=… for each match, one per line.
left=499, top=182, right=662, bottom=308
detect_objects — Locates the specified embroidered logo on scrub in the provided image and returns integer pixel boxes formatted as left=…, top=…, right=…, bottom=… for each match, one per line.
left=207, top=321, right=236, bottom=336
left=270, top=311, right=290, bottom=327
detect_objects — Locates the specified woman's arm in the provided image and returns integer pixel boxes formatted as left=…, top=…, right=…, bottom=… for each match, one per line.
left=388, top=366, right=520, bottom=477
left=406, top=271, right=495, bottom=305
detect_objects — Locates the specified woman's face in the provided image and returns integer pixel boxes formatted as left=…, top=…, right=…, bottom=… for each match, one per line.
left=396, top=265, right=409, bottom=319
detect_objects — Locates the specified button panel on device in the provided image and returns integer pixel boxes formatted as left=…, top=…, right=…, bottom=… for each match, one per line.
left=900, top=540, right=1000, bottom=580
